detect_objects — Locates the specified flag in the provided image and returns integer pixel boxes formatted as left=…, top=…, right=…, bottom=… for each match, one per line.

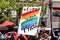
left=51, top=8, right=60, bottom=17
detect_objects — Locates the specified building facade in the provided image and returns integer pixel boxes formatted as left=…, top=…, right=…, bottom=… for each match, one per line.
left=43, top=0, right=60, bottom=28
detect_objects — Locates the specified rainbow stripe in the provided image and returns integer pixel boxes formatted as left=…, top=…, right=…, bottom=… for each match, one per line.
left=20, top=9, right=40, bottom=30
left=21, top=10, right=39, bottom=20
left=21, top=17, right=38, bottom=30
left=21, top=16, right=38, bottom=25
left=51, top=8, right=60, bottom=17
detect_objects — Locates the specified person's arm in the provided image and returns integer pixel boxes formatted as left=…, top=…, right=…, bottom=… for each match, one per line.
left=22, top=34, right=28, bottom=40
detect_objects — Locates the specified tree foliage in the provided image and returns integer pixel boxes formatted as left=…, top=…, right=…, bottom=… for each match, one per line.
left=0, top=0, right=45, bottom=26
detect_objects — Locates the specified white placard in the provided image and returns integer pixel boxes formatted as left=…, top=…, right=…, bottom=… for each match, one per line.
left=18, top=6, right=41, bottom=36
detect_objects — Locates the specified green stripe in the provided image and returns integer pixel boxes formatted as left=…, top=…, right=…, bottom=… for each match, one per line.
left=21, top=16, right=38, bottom=25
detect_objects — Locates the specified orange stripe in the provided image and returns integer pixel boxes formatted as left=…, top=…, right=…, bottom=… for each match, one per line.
left=22, top=9, right=39, bottom=16
left=22, top=11, right=39, bottom=19
left=51, top=8, right=56, bottom=12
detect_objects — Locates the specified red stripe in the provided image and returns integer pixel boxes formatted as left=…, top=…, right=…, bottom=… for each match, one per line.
left=52, top=8, right=60, bottom=15
left=22, top=9, right=39, bottom=16
left=56, top=10, right=60, bottom=15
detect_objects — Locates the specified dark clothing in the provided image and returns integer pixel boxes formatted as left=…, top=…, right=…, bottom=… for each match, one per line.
left=17, top=36, right=25, bottom=40
left=9, top=34, right=14, bottom=40
left=51, top=36, right=58, bottom=40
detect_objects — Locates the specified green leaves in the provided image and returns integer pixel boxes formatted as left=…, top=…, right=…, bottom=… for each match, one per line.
left=0, top=0, right=45, bottom=26
left=17, top=4, right=23, bottom=8
left=0, top=0, right=17, bottom=10
left=16, top=0, right=20, bottom=2
left=26, top=3, right=42, bottom=6
left=0, top=1, right=9, bottom=9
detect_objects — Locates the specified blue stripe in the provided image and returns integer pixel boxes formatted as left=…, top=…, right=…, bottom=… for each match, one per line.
left=21, top=19, right=38, bottom=30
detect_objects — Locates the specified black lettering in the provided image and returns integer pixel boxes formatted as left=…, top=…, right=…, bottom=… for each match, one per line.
left=28, top=28, right=29, bottom=31
left=30, top=28, right=32, bottom=30
left=29, top=16, right=32, bottom=18
left=24, top=28, right=26, bottom=33
left=30, top=9, right=31, bottom=10
left=24, top=8, right=26, bottom=11
left=23, top=26, right=26, bottom=33
left=33, top=8, right=34, bottom=10
left=27, top=7, right=28, bottom=11
left=34, top=15, right=36, bottom=16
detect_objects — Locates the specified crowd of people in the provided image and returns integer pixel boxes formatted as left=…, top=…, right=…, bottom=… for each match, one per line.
left=51, top=32, right=60, bottom=40
left=35, top=31, right=51, bottom=40
left=0, top=30, right=51, bottom=40
left=0, top=31, right=18, bottom=40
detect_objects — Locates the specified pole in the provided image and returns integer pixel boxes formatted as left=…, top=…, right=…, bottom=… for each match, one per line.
left=49, top=0, right=54, bottom=39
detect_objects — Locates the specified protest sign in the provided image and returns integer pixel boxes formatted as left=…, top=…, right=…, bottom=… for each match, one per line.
left=18, top=7, right=41, bottom=36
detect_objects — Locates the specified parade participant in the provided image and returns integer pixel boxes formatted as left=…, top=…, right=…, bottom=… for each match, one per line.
left=57, top=32, right=60, bottom=40
left=17, top=34, right=28, bottom=40
left=0, top=32, right=5, bottom=40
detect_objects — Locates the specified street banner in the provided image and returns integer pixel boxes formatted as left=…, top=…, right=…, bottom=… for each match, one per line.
left=18, top=6, right=41, bottom=36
